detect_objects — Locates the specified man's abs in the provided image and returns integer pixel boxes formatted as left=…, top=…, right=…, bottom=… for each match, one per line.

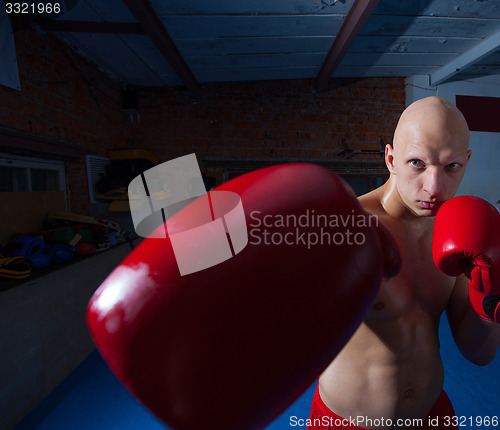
left=318, top=314, right=445, bottom=429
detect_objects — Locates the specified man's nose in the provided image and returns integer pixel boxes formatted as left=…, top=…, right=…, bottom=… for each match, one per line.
left=423, top=167, right=443, bottom=199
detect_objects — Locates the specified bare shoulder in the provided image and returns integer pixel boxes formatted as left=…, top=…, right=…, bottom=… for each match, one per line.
left=358, top=187, right=386, bottom=218
left=357, top=186, right=401, bottom=239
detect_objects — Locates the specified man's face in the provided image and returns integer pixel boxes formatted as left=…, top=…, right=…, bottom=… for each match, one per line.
left=386, top=110, right=471, bottom=217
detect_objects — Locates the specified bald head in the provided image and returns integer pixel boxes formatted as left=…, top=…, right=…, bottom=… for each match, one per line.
left=384, top=96, right=472, bottom=217
left=393, top=96, right=470, bottom=154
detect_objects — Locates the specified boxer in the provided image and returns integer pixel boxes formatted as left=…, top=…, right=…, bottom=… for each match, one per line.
left=310, top=96, right=500, bottom=430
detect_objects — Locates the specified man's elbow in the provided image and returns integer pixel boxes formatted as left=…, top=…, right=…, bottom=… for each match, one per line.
left=461, top=347, right=497, bottom=367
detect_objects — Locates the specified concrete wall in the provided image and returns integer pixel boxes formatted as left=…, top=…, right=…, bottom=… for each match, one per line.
left=0, top=242, right=137, bottom=430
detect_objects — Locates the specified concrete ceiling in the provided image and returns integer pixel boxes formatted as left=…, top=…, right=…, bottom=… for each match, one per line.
left=36, top=0, right=500, bottom=93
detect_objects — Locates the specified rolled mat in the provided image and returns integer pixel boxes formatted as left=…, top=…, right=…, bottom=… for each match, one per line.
left=0, top=257, right=32, bottom=279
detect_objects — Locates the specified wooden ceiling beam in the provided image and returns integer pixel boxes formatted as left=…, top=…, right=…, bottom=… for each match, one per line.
left=316, top=0, right=380, bottom=92
left=121, top=0, right=200, bottom=94
left=430, top=29, right=500, bottom=85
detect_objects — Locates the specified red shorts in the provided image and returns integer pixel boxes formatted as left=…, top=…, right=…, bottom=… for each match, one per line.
left=307, top=383, right=457, bottom=430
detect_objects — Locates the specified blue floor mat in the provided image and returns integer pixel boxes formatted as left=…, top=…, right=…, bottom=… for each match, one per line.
left=16, top=314, right=498, bottom=429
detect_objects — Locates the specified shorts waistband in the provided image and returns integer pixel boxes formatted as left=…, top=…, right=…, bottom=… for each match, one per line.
left=310, top=383, right=370, bottom=430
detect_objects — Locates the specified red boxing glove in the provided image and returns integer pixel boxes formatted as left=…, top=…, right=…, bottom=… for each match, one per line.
left=433, top=195, right=500, bottom=322
left=87, top=163, right=400, bottom=430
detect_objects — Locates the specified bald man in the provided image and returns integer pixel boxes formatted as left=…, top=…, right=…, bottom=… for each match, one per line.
left=308, top=97, right=500, bottom=429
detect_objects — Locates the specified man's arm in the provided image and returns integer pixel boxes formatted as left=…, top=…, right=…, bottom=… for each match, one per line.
left=446, top=274, right=500, bottom=366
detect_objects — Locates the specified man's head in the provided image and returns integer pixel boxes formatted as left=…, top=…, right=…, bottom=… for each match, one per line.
left=385, top=96, right=471, bottom=217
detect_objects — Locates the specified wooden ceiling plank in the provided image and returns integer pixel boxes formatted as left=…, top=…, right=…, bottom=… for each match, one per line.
left=373, top=0, right=500, bottom=19
left=341, top=52, right=455, bottom=67
left=120, top=35, right=184, bottom=85
left=177, top=36, right=335, bottom=56
left=430, top=29, right=500, bottom=85
left=361, top=15, right=500, bottom=39
left=186, top=52, right=326, bottom=70
left=149, top=0, right=354, bottom=15
left=350, top=35, right=481, bottom=54
left=316, top=0, right=381, bottom=92
left=334, top=65, right=437, bottom=77
left=61, top=32, right=173, bottom=86
left=121, top=0, right=200, bottom=94
left=174, top=35, right=480, bottom=57
left=39, top=20, right=145, bottom=34
left=195, top=67, right=319, bottom=83
left=60, top=0, right=136, bottom=22
left=161, top=15, right=346, bottom=39
left=184, top=52, right=454, bottom=71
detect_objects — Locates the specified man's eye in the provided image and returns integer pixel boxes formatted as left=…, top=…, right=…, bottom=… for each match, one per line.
left=409, top=160, right=423, bottom=167
left=448, top=162, right=460, bottom=169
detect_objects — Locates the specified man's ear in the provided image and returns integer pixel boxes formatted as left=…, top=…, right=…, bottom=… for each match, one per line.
left=385, top=144, right=396, bottom=174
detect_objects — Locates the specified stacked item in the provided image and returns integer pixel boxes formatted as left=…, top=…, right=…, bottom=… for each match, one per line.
left=0, top=211, right=134, bottom=281
left=95, top=148, right=159, bottom=212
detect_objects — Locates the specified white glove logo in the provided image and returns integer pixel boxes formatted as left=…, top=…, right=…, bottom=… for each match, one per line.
left=128, top=154, right=248, bottom=276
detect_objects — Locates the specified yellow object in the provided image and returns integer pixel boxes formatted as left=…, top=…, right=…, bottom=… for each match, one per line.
left=48, top=211, right=100, bottom=225
left=109, top=200, right=131, bottom=212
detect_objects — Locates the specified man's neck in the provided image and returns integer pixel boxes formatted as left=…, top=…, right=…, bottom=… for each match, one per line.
left=379, top=178, right=426, bottom=224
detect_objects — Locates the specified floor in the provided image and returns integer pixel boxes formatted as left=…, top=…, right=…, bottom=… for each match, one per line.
left=15, top=314, right=499, bottom=430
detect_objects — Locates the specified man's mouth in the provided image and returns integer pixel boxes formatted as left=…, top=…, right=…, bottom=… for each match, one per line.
left=418, top=201, right=442, bottom=210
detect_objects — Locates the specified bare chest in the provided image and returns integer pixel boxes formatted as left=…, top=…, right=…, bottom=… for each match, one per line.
left=368, top=220, right=455, bottom=321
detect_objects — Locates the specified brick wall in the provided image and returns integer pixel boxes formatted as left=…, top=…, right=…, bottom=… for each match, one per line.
left=138, top=78, right=405, bottom=184
left=0, top=25, right=405, bottom=215
left=0, top=27, right=130, bottom=214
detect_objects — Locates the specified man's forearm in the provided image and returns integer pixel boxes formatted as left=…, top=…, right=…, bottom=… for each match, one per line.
left=455, top=306, right=500, bottom=366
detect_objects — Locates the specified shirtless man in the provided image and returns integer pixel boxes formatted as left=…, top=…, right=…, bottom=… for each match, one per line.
left=87, top=96, right=499, bottom=430
left=309, top=96, right=500, bottom=429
